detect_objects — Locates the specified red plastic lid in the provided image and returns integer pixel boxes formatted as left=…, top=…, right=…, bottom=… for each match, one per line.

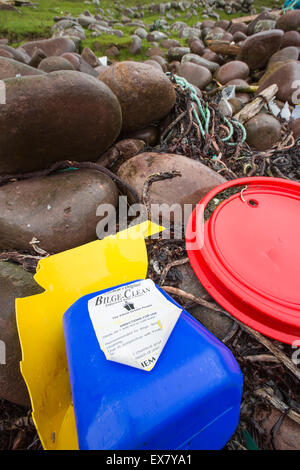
left=185, top=177, right=300, bottom=345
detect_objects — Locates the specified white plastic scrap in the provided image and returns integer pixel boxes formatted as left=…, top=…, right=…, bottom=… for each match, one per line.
left=218, top=85, right=236, bottom=117
left=98, top=56, right=107, bottom=67
left=268, top=98, right=281, bottom=118
left=292, top=105, right=300, bottom=121
left=280, top=101, right=291, bottom=122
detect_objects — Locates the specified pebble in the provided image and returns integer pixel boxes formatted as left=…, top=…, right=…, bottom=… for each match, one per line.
left=100, top=61, right=176, bottom=134
left=238, top=30, right=284, bottom=69
left=178, top=62, right=212, bottom=89
left=19, top=37, right=76, bottom=58
left=181, top=53, right=219, bottom=73
left=0, top=57, right=45, bottom=80
left=215, top=60, right=250, bottom=84
left=0, top=71, right=122, bottom=174
left=0, top=170, right=118, bottom=254
left=167, top=46, right=190, bottom=61
left=258, top=61, right=300, bottom=104
left=38, top=56, right=75, bottom=72
left=276, top=10, right=300, bottom=32
left=176, top=263, right=235, bottom=341
left=117, top=152, right=226, bottom=219
left=124, top=126, right=159, bottom=146
left=281, top=31, right=300, bottom=48
left=245, top=112, right=282, bottom=150
left=0, top=262, right=43, bottom=406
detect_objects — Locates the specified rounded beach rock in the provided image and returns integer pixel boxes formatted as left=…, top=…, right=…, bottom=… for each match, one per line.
left=245, top=112, right=281, bottom=150
left=37, top=56, right=75, bottom=72
left=99, top=61, right=176, bottom=134
left=238, top=30, right=284, bottom=69
left=19, top=37, right=76, bottom=58
left=215, top=61, right=250, bottom=84
left=117, top=152, right=226, bottom=219
left=0, top=169, right=119, bottom=254
left=0, top=71, right=122, bottom=174
left=0, top=57, right=45, bottom=80
left=0, top=261, right=43, bottom=406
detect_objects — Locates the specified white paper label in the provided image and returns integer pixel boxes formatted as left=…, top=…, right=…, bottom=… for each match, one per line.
left=88, top=279, right=182, bottom=371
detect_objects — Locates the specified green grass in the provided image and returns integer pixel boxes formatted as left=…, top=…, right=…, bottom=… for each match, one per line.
left=0, top=0, right=280, bottom=60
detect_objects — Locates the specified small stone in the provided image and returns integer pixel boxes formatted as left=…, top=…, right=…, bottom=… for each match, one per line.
left=245, top=112, right=281, bottom=150
left=38, top=56, right=75, bottom=72
left=134, top=27, right=148, bottom=39
left=144, top=59, right=163, bottom=71
left=81, top=47, right=99, bottom=67
left=147, top=31, right=168, bottom=42
left=0, top=170, right=118, bottom=254
left=161, top=39, right=180, bottom=49
left=124, top=127, right=159, bottom=146
left=238, top=30, right=284, bottom=70
left=181, top=53, right=219, bottom=73
left=100, top=61, right=176, bottom=134
left=167, top=46, right=190, bottom=61
left=145, top=46, right=165, bottom=57
left=61, top=52, right=81, bottom=70
left=258, top=61, right=300, bottom=104
left=150, top=55, right=168, bottom=72
left=97, top=139, right=145, bottom=167
left=0, top=48, right=13, bottom=59
left=281, top=31, right=300, bottom=48
left=233, top=31, right=247, bottom=43
left=105, top=45, right=120, bottom=57
left=176, top=263, right=235, bottom=341
left=0, top=71, right=122, bottom=174
left=130, top=35, right=142, bottom=55
left=202, top=50, right=219, bottom=63
left=229, top=22, right=248, bottom=35
left=19, top=37, right=76, bottom=58
left=28, top=48, right=47, bottom=68
left=276, top=10, right=300, bottom=32
left=0, top=57, right=45, bottom=80
left=178, top=62, right=212, bottom=89
left=0, top=45, right=30, bottom=63
left=247, top=11, right=273, bottom=36
left=190, top=39, right=205, bottom=55
left=0, top=262, right=43, bottom=406
left=215, top=61, right=250, bottom=84
left=268, top=46, right=299, bottom=68
left=117, top=152, right=226, bottom=219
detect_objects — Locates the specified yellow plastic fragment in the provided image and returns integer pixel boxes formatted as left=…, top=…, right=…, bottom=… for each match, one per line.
left=16, top=221, right=163, bottom=450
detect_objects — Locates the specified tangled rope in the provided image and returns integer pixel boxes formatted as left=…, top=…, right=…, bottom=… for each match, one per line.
left=283, top=0, right=300, bottom=12
left=166, top=73, right=247, bottom=147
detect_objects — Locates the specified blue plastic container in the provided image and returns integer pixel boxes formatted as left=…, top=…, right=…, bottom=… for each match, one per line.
left=63, top=281, right=243, bottom=450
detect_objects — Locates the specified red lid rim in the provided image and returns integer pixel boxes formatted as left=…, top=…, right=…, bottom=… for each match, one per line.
left=185, top=177, right=300, bottom=345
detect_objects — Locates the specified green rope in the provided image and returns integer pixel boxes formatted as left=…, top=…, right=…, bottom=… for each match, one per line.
left=167, top=73, right=247, bottom=147
left=283, top=0, right=298, bottom=12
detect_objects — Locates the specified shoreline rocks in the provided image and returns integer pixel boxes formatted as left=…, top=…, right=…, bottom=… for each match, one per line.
left=99, top=61, right=176, bottom=134
left=0, top=71, right=122, bottom=174
left=117, top=152, right=226, bottom=220
left=0, top=57, right=45, bottom=80
left=0, top=169, right=119, bottom=254
left=0, top=261, right=43, bottom=406
left=19, top=37, right=76, bottom=58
